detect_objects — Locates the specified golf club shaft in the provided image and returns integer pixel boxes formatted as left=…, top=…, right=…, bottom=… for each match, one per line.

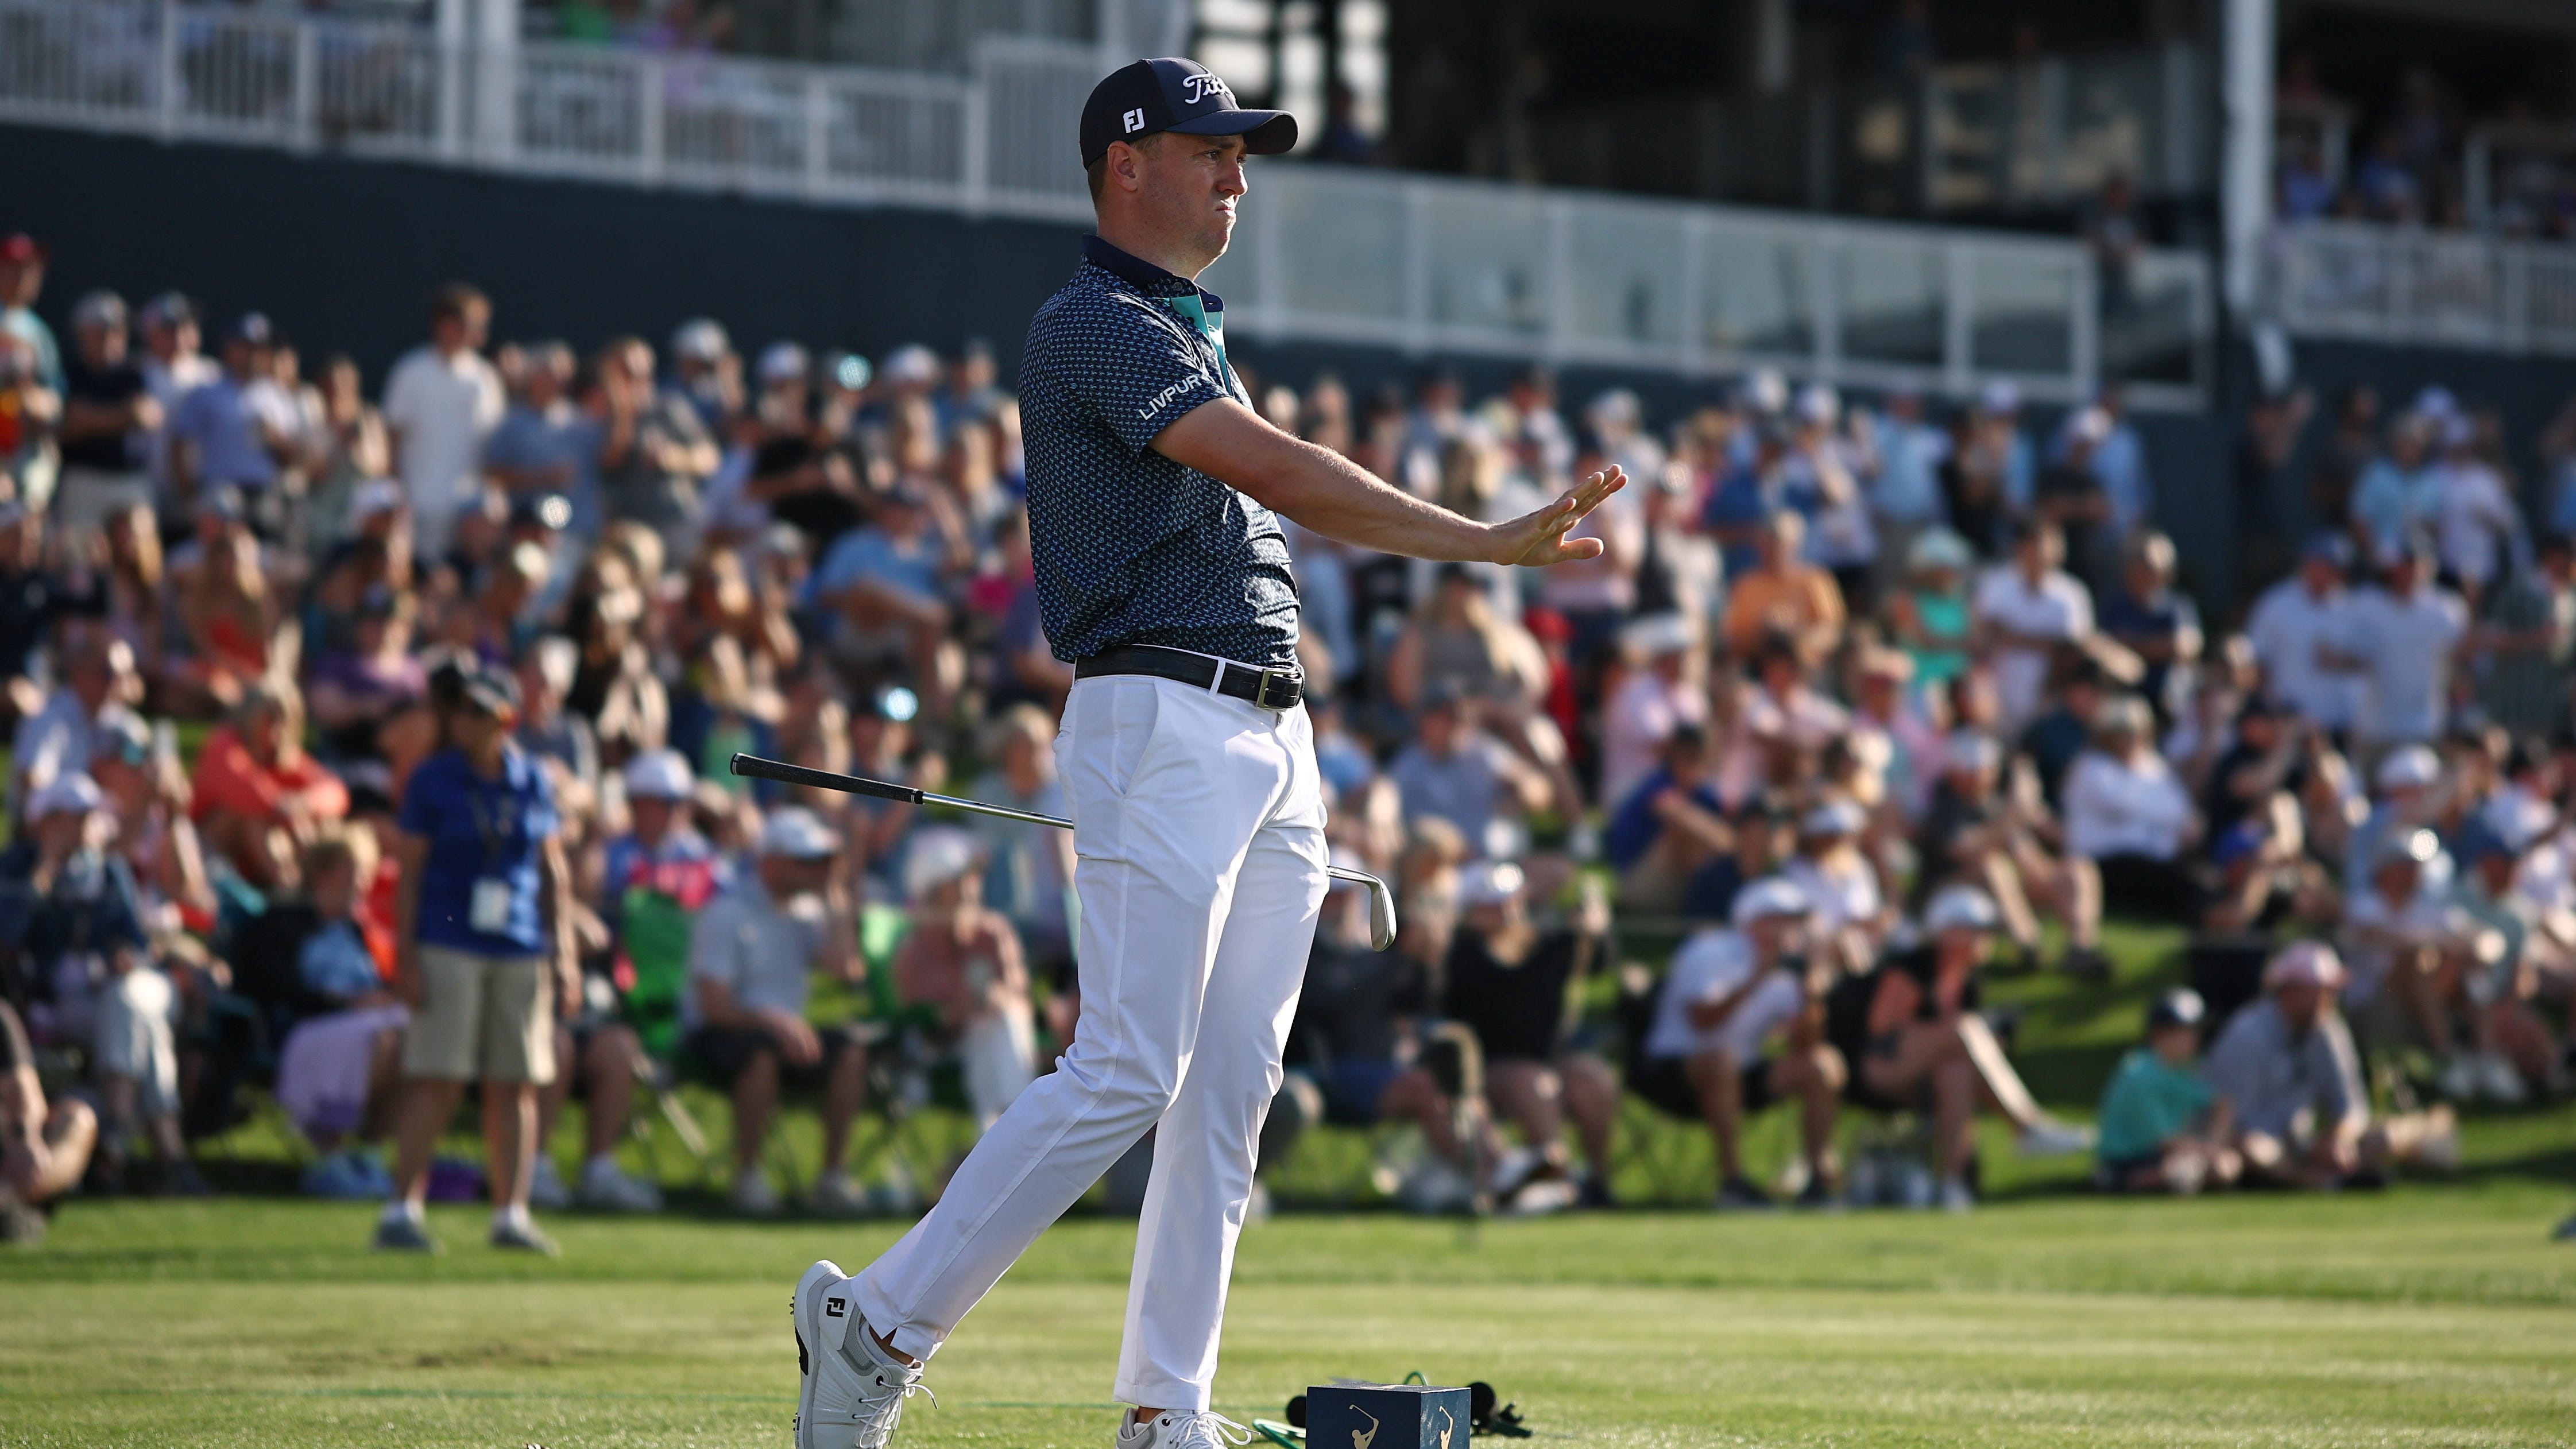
left=728, top=753, right=1386, bottom=892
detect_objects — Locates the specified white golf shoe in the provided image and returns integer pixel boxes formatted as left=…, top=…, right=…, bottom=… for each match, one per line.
left=1115, top=1409, right=1254, bottom=1449
left=792, top=1260, right=932, bottom=1449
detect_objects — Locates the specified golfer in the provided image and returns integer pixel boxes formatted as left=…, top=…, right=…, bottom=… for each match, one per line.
left=791, top=57, right=1623, bottom=1449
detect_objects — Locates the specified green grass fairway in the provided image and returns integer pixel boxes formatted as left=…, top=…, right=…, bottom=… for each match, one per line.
left=6, top=1184, right=2575, bottom=1448
left=6, top=923, right=2573, bottom=1446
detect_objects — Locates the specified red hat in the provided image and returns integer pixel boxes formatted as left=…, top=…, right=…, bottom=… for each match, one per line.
left=0, top=234, right=48, bottom=265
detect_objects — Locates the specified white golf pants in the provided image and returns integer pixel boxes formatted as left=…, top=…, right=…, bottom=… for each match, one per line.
left=854, top=672, right=1328, bottom=1411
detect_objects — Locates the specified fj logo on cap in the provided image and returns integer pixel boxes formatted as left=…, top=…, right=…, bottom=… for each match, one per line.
left=1123, top=107, right=1145, bottom=133
left=1181, top=73, right=1232, bottom=104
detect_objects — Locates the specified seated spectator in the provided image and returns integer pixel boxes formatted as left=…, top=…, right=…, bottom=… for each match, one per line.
left=1720, top=510, right=1844, bottom=663
left=255, top=830, right=407, bottom=1199
left=2442, top=823, right=2563, bottom=1103
left=2098, top=532, right=2203, bottom=711
left=1285, top=888, right=1495, bottom=1213
left=189, top=682, right=350, bottom=892
left=0, top=774, right=205, bottom=1194
left=1821, top=885, right=2093, bottom=1211
left=888, top=827, right=1040, bottom=1133
left=809, top=483, right=968, bottom=718
left=307, top=586, right=428, bottom=765
left=2203, top=943, right=2458, bottom=1188
left=1632, top=878, right=1846, bottom=1209
left=1973, top=520, right=2094, bottom=735
left=1885, top=527, right=1976, bottom=692
left=1717, top=638, right=1850, bottom=805
left=10, top=633, right=143, bottom=811
left=512, top=636, right=597, bottom=789
left=966, top=705, right=1074, bottom=989
left=1595, top=613, right=1704, bottom=813
left=1784, top=798, right=1896, bottom=974
left=1386, top=561, right=1550, bottom=720
left=1919, top=730, right=2091, bottom=973
left=2094, top=988, right=2240, bottom=1195
left=595, top=747, right=730, bottom=1084
left=87, top=710, right=218, bottom=934
left=682, top=807, right=869, bottom=1217
left=2062, top=695, right=2202, bottom=927
left=1386, top=684, right=1548, bottom=859
left=1603, top=725, right=1733, bottom=914
left=1, top=998, right=97, bottom=1244
left=171, top=504, right=287, bottom=716
left=2341, top=827, right=2491, bottom=1095
left=1441, top=861, right=1616, bottom=1209
left=2013, top=650, right=2107, bottom=812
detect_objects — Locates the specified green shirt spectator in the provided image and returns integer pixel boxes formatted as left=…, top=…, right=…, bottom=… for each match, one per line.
left=2095, top=1044, right=2213, bottom=1165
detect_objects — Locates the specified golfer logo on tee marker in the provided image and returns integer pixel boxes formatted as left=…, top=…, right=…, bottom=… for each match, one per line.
left=780, top=52, right=1624, bottom=1449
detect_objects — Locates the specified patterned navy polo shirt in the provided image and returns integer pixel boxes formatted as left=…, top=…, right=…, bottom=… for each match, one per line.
left=1018, top=234, right=1301, bottom=668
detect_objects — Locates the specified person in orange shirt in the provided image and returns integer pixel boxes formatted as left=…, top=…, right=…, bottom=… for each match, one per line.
left=189, top=680, right=348, bottom=891
left=1720, top=511, right=1846, bottom=663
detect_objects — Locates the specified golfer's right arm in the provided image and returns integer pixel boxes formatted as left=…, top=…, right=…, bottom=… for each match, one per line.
left=1152, top=397, right=1622, bottom=567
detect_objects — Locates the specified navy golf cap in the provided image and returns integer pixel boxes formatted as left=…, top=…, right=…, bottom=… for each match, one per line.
left=1079, top=58, right=1296, bottom=169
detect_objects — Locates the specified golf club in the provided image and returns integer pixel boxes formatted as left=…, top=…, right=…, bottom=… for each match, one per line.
left=729, top=753, right=1399, bottom=951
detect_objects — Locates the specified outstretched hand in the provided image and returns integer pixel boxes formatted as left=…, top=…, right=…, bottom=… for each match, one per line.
left=1488, top=465, right=1627, bottom=567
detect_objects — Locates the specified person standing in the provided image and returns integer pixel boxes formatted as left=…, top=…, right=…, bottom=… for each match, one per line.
left=382, top=284, right=504, bottom=561
left=788, top=57, right=1623, bottom=1449
left=373, top=665, right=577, bottom=1254
left=54, top=290, right=162, bottom=538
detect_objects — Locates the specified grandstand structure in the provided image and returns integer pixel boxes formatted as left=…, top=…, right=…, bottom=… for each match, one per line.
left=5, top=0, right=2576, bottom=412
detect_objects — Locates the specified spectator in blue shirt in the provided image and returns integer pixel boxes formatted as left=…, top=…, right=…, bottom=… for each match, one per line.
left=484, top=341, right=602, bottom=541
left=1605, top=724, right=1739, bottom=915
left=376, top=665, right=577, bottom=1255
left=169, top=313, right=294, bottom=502
left=809, top=483, right=969, bottom=715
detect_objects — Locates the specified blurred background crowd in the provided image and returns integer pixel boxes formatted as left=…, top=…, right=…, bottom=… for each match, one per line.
left=3, top=227, right=2572, bottom=1249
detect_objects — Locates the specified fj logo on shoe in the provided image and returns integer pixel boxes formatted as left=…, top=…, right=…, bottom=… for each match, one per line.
left=826, top=1297, right=847, bottom=1318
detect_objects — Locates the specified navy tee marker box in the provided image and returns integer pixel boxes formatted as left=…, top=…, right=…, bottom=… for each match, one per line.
left=1305, top=1384, right=1472, bottom=1449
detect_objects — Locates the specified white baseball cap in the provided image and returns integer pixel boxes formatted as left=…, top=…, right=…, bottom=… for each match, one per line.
left=1944, top=731, right=2002, bottom=775
left=1731, top=876, right=1810, bottom=928
left=28, top=772, right=104, bottom=822
left=901, top=825, right=981, bottom=900
left=1794, top=382, right=1840, bottom=427
left=2374, top=744, right=2441, bottom=792
left=670, top=317, right=730, bottom=362
left=1458, top=859, right=1526, bottom=908
left=1620, top=612, right=1696, bottom=658
left=2264, top=940, right=2347, bottom=991
left=1800, top=799, right=1868, bottom=838
left=349, top=477, right=405, bottom=521
left=882, top=343, right=940, bottom=387
left=758, top=807, right=842, bottom=861
left=1923, top=884, right=2002, bottom=934
left=621, top=747, right=694, bottom=801
left=756, top=341, right=809, bottom=385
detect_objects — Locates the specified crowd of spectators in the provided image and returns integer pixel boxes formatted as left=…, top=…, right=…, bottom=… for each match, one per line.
left=2275, top=51, right=2576, bottom=241
left=2, top=224, right=2571, bottom=1248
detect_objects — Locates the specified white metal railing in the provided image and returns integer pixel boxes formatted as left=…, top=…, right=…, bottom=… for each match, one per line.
left=1209, top=166, right=2207, bottom=407
left=2273, top=220, right=2576, bottom=358
left=0, top=0, right=2210, bottom=404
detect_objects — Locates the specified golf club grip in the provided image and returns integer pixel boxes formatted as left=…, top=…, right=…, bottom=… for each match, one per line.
left=729, top=753, right=923, bottom=804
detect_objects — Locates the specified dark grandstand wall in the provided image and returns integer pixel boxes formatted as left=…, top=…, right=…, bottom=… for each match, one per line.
left=2, top=125, right=1086, bottom=383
